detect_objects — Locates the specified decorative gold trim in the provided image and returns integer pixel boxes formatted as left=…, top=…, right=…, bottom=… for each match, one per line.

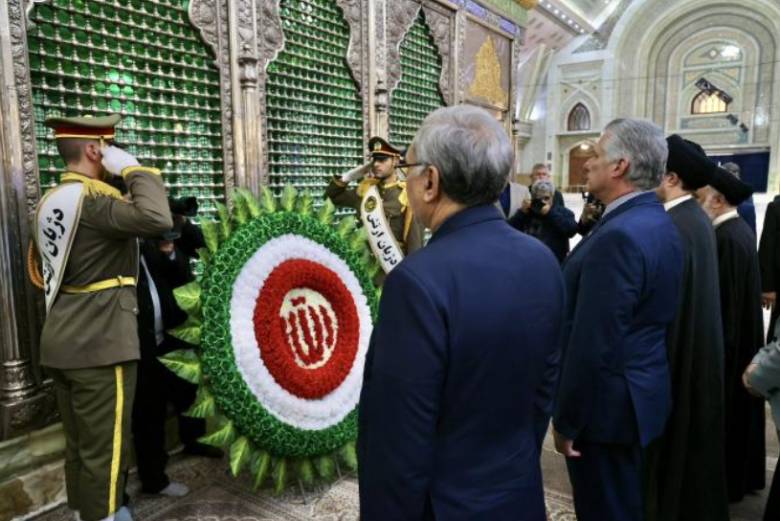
left=108, top=365, right=124, bottom=516
left=120, top=165, right=162, bottom=178
left=53, top=133, right=115, bottom=140
left=60, top=276, right=136, bottom=294
left=513, top=0, right=538, bottom=9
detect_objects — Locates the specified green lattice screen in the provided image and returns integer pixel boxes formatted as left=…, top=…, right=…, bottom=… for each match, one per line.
left=389, top=12, right=446, bottom=148
left=265, top=0, right=363, bottom=203
left=27, top=0, right=225, bottom=217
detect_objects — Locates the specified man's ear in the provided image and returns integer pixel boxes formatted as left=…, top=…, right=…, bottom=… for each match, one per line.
left=612, top=157, right=629, bottom=180
left=83, top=142, right=101, bottom=162
left=422, top=165, right=441, bottom=203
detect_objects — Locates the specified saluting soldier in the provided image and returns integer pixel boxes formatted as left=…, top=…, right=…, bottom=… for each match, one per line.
left=34, top=114, right=172, bottom=521
left=325, top=137, right=424, bottom=282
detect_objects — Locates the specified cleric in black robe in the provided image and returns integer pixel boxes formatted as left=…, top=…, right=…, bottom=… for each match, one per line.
left=644, top=135, right=729, bottom=521
left=759, top=195, right=780, bottom=342
left=699, top=166, right=766, bottom=502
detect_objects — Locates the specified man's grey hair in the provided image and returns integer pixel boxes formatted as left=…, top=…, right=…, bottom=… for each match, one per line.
left=722, top=162, right=741, bottom=179
left=531, top=179, right=555, bottom=198
left=531, top=163, right=548, bottom=173
left=410, top=105, right=512, bottom=206
left=602, top=118, right=667, bottom=191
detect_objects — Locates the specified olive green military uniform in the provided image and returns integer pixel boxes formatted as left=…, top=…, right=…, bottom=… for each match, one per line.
left=325, top=137, right=424, bottom=285
left=325, top=177, right=424, bottom=254
left=37, top=115, right=173, bottom=521
left=326, top=177, right=424, bottom=286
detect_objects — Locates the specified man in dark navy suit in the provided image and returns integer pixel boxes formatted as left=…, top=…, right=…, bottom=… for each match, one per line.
left=358, top=105, right=565, bottom=520
left=553, top=118, right=683, bottom=521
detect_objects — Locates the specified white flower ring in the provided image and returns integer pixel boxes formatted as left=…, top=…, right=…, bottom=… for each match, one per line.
left=230, top=234, right=372, bottom=431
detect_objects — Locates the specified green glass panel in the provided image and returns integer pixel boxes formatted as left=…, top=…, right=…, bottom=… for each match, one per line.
left=265, top=0, right=363, bottom=208
left=389, top=12, right=446, bottom=147
left=28, top=0, right=225, bottom=218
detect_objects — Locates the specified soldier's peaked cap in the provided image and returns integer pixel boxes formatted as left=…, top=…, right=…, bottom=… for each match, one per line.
left=44, top=114, right=122, bottom=140
left=368, top=136, right=402, bottom=158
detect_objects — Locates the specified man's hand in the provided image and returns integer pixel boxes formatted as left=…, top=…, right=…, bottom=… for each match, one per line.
left=520, top=198, right=531, bottom=214
left=340, top=162, right=371, bottom=183
left=742, top=363, right=763, bottom=397
left=762, top=292, right=776, bottom=310
left=101, top=146, right=140, bottom=176
left=581, top=203, right=601, bottom=223
left=158, top=240, right=175, bottom=256
left=553, top=428, right=581, bottom=458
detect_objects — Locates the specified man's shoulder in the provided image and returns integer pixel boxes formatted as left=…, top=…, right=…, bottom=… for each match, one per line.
left=77, top=190, right=120, bottom=222
left=596, top=203, right=680, bottom=260
left=718, top=217, right=757, bottom=251
left=404, top=218, right=550, bottom=275
left=611, top=197, right=672, bottom=231
left=668, top=198, right=712, bottom=232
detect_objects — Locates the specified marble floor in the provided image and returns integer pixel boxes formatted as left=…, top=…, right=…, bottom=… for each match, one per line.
left=28, top=195, right=780, bottom=521
left=25, top=453, right=579, bottom=521
left=26, top=444, right=772, bottom=521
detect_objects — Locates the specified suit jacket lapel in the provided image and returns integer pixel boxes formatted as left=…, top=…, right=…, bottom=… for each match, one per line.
left=564, top=216, right=608, bottom=267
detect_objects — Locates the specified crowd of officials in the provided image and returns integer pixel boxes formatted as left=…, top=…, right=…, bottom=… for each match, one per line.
left=355, top=106, right=780, bottom=521
left=34, top=105, right=780, bottom=521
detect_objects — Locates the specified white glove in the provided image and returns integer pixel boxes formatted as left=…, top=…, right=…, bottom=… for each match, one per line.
left=340, top=162, right=372, bottom=183
left=101, top=146, right=140, bottom=175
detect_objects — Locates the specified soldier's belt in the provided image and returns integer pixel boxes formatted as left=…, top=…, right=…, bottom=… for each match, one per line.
left=60, top=276, right=136, bottom=294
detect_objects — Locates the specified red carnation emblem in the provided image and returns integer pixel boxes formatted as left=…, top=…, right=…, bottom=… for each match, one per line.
left=280, top=289, right=338, bottom=370
left=253, top=259, right=360, bottom=399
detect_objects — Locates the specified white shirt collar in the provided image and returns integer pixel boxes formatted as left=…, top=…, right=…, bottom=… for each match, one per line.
left=712, top=209, right=740, bottom=228
left=663, top=194, right=693, bottom=212
left=140, top=255, right=165, bottom=346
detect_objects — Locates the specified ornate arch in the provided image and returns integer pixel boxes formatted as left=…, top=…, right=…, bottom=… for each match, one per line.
left=567, top=103, right=592, bottom=131
left=646, top=18, right=770, bottom=137
left=559, top=93, right=600, bottom=132
left=386, top=0, right=422, bottom=96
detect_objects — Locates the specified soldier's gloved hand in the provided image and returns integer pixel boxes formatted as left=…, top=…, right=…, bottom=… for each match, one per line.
left=101, top=146, right=140, bottom=176
left=340, top=162, right=372, bottom=183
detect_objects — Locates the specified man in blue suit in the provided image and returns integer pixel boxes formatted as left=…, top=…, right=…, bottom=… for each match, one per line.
left=358, top=105, right=565, bottom=520
left=553, top=119, right=683, bottom=521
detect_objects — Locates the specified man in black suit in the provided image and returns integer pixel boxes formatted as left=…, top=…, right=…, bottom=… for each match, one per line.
left=760, top=194, right=780, bottom=340
left=131, top=200, right=221, bottom=497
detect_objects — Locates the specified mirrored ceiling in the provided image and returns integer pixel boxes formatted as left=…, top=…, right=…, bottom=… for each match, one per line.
left=561, top=0, right=619, bottom=25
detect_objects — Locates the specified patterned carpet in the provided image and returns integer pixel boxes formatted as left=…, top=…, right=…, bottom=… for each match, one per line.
left=31, top=454, right=578, bottom=521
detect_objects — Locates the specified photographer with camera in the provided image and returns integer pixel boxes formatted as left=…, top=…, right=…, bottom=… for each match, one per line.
left=509, top=179, right=578, bottom=263
left=131, top=196, right=222, bottom=499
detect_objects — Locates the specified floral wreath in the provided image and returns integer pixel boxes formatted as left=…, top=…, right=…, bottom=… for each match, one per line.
left=161, top=187, right=379, bottom=493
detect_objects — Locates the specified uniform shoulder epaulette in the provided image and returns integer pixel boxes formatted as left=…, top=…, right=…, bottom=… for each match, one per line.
left=356, top=178, right=380, bottom=198
left=398, top=182, right=408, bottom=210
left=60, top=173, right=122, bottom=201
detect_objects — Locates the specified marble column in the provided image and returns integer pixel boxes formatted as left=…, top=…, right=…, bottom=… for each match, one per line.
left=0, top=0, right=58, bottom=442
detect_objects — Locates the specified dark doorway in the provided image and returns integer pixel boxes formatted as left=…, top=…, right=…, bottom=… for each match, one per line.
left=709, top=151, right=770, bottom=192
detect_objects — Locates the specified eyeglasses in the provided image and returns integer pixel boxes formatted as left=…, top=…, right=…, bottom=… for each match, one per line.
left=396, top=162, right=426, bottom=178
